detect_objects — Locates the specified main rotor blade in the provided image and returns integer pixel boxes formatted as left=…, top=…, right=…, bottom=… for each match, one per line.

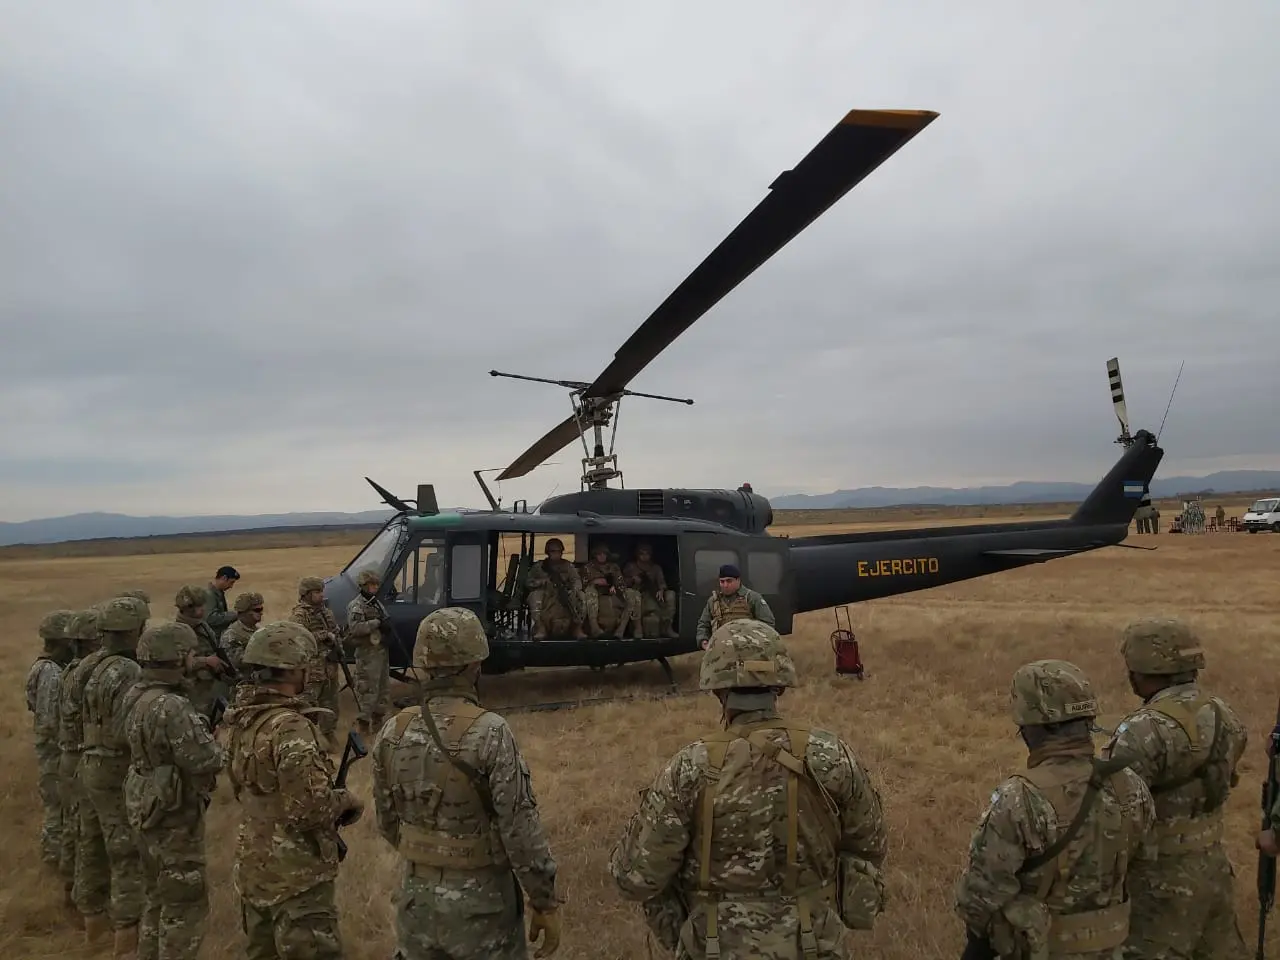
left=496, top=108, right=938, bottom=482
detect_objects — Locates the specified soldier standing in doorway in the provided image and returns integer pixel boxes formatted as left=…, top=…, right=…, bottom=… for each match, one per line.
left=695, top=563, right=774, bottom=650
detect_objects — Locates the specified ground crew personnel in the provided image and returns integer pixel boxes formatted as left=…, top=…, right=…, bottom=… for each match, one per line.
left=346, top=569, right=390, bottom=736
left=174, top=585, right=231, bottom=722
left=954, top=659, right=1156, bottom=959
left=622, top=542, right=679, bottom=638
left=610, top=618, right=887, bottom=959
left=371, top=606, right=562, bottom=959
left=123, top=621, right=226, bottom=960
left=289, top=576, right=342, bottom=747
left=694, top=564, right=775, bottom=649
left=580, top=541, right=641, bottom=638
left=79, top=595, right=150, bottom=956
left=1100, top=617, right=1250, bottom=958
left=202, top=564, right=241, bottom=639
left=27, top=609, right=76, bottom=867
left=525, top=538, right=587, bottom=640
left=221, top=591, right=265, bottom=673
left=222, top=620, right=362, bottom=959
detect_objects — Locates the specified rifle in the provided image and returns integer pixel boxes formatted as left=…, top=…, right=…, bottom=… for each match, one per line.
left=1257, top=700, right=1280, bottom=960
left=541, top=561, right=578, bottom=621
left=329, top=630, right=363, bottom=715
left=332, top=729, right=368, bottom=862
left=209, top=696, right=229, bottom=731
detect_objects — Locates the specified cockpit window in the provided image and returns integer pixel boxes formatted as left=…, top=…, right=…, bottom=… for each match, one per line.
left=343, top=520, right=407, bottom=583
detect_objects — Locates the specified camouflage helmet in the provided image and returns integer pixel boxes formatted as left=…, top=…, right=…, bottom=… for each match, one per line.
left=174, top=585, right=205, bottom=610
left=298, top=576, right=325, bottom=596
left=234, top=591, right=265, bottom=613
left=413, top=607, right=490, bottom=669
left=38, top=609, right=76, bottom=640
left=69, top=608, right=100, bottom=641
left=97, top=596, right=149, bottom=633
left=699, top=619, right=797, bottom=691
left=1120, top=617, right=1206, bottom=675
left=136, top=622, right=198, bottom=663
left=1010, top=659, right=1099, bottom=726
left=355, top=569, right=381, bottom=588
left=544, top=538, right=565, bottom=553
left=242, top=620, right=317, bottom=669
left=117, top=588, right=151, bottom=603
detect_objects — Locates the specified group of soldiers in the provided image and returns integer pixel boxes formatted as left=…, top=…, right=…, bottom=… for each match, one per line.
left=26, top=562, right=1269, bottom=959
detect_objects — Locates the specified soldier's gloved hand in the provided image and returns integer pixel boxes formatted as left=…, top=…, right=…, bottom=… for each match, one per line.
left=528, top=906, right=561, bottom=957
left=334, top=788, right=364, bottom=827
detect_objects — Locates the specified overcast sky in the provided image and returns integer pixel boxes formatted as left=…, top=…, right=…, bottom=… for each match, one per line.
left=2, top=1, right=1278, bottom=521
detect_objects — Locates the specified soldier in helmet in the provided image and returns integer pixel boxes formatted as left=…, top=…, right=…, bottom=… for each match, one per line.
left=220, top=591, right=265, bottom=673
left=289, top=576, right=342, bottom=747
left=78, top=595, right=150, bottom=957
left=26, top=609, right=76, bottom=867
left=610, top=618, right=887, bottom=959
left=622, top=542, right=679, bottom=639
left=1100, top=618, right=1250, bottom=959
left=123, top=621, right=226, bottom=960
left=694, top=564, right=774, bottom=649
left=222, top=620, right=362, bottom=959
left=371, top=606, right=563, bottom=959
left=346, top=568, right=390, bottom=736
left=117, top=588, right=151, bottom=603
left=579, top=541, right=641, bottom=638
left=955, top=659, right=1156, bottom=959
left=174, top=584, right=232, bottom=722
left=525, top=538, right=587, bottom=640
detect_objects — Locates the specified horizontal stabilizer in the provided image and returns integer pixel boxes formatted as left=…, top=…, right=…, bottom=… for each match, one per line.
left=983, top=547, right=1085, bottom=560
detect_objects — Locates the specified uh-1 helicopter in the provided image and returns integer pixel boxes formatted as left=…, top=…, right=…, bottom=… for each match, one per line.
left=321, top=106, right=1164, bottom=698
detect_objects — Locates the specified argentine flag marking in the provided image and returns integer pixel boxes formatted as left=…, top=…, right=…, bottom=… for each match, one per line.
left=1122, top=481, right=1145, bottom=498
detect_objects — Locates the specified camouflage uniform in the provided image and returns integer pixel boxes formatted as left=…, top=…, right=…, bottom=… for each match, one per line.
left=580, top=543, right=641, bottom=638
left=1100, top=618, right=1249, bottom=959
left=622, top=542, right=679, bottom=638
left=222, top=591, right=265, bottom=672
left=289, top=576, right=341, bottom=740
left=175, top=585, right=230, bottom=722
left=955, top=659, right=1156, bottom=959
left=525, top=539, right=587, bottom=640
left=346, top=569, right=390, bottom=732
left=223, top=620, right=361, bottom=960
left=202, top=581, right=238, bottom=639
left=79, top=596, right=150, bottom=949
left=118, top=589, right=152, bottom=603
left=610, top=619, right=887, bottom=959
left=372, top=606, right=562, bottom=959
left=695, top=584, right=775, bottom=647
left=27, top=609, right=76, bottom=865
left=124, top=621, right=226, bottom=960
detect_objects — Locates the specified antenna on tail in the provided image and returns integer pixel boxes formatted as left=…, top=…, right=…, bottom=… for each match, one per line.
left=1105, top=358, right=1133, bottom=448
left=1156, top=360, right=1185, bottom=444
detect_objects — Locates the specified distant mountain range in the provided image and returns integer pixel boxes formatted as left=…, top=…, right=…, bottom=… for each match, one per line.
left=2, top=469, right=1277, bottom=546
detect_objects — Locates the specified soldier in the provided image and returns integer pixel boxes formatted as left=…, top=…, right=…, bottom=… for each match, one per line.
left=610, top=618, right=887, bottom=959
left=525, top=538, right=587, bottom=640
left=955, top=659, right=1156, bottom=959
left=79, top=595, right=150, bottom=957
left=222, top=620, right=363, bottom=959
left=1134, top=497, right=1152, bottom=535
left=1100, top=617, right=1250, bottom=959
left=27, top=609, right=76, bottom=867
left=622, top=541, right=679, bottom=639
left=59, top=608, right=105, bottom=937
left=346, top=569, right=390, bottom=736
left=694, top=564, right=774, bottom=649
left=289, top=576, right=342, bottom=747
left=118, top=589, right=152, bottom=603
left=174, top=585, right=232, bottom=722
left=221, top=591, right=265, bottom=672
left=123, top=621, right=226, bottom=960
left=579, top=541, right=641, bottom=638
left=202, top=564, right=241, bottom=639
left=1214, top=504, right=1226, bottom=529
left=372, top=606, right=562, bottom=959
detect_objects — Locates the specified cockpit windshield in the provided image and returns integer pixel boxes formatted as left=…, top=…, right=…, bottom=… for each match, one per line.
left=343, top=519, right=407, bottom=583
left=1248, top=499, right=1279, bottom=515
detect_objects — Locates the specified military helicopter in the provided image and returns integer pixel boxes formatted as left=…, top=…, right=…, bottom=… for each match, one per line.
left=322, top=107, right=1164, bottom=694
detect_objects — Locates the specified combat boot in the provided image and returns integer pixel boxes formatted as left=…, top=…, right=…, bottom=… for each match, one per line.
left=113, top=923, right=139, bottom=959
left=84, top=911, right=111, bottom=945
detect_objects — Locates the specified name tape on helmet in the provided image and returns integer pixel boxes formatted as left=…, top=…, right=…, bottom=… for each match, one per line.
left=1066, top=699, right=1099, bottom=716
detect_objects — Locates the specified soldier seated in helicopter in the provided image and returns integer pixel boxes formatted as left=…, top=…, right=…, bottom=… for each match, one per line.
left=524, top=537, right=588, bottom=640
left=621, top=540, right=679, bottom=638
left=578, top=541, right=642, bottom=639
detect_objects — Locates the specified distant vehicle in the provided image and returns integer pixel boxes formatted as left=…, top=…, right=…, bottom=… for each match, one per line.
left=1241, top=497, right=1280, bottom=533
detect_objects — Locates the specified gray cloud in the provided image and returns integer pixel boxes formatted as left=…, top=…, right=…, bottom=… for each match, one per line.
left=2, top=1, right=1278, bottom=520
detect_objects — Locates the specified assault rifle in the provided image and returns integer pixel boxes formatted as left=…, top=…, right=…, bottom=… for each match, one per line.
left=541, top=561, right=578, bottom=621
left=332, top=729, right=368, bottom=862
left=1257, top=700, right=1280, bottom=960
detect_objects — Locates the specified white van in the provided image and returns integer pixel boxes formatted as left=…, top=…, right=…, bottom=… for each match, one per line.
left=1242, top=497, right=1280, bottom=533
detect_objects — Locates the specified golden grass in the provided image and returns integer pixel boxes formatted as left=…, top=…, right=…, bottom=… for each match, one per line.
left=3, top=507, right=1278, bottom=958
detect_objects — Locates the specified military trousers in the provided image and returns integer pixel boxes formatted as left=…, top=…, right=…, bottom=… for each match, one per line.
left=354, top=642, right=390, bottom=724
left=640, top=590, right=678, bottom=636
left=393, top=863, right=527, bottom=959
left=1121, top=844, right=1249, bottom=960
left=81, top=753, right=143, bottom=927
left=583, top=587, right=641, bottom=637
left=241, top=880, right=343, bottom=960
left=57, top=749, right=82, bottom=890
left=136, top=808, right=209, bottom=960
left=34, top=739, right=62, bottom=863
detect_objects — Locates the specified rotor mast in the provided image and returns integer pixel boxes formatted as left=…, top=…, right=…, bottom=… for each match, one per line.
left=489, top=370, right=693, bottom=490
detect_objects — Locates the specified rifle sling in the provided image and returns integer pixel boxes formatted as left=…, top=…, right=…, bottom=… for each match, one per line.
left=1022, top=757, right=1131, bottom=874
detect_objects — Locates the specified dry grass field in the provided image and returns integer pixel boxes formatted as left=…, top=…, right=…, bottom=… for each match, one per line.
left=3, top=499, right=1277, bottom=958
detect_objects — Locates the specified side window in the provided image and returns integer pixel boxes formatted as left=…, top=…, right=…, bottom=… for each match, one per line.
left=746, top=551, right=783, bottom=594
left=395, top=541, right=444, bottom=605
left=694, top=549, right=739, bottom=599
left=450, top=543, right=484, bottom=601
